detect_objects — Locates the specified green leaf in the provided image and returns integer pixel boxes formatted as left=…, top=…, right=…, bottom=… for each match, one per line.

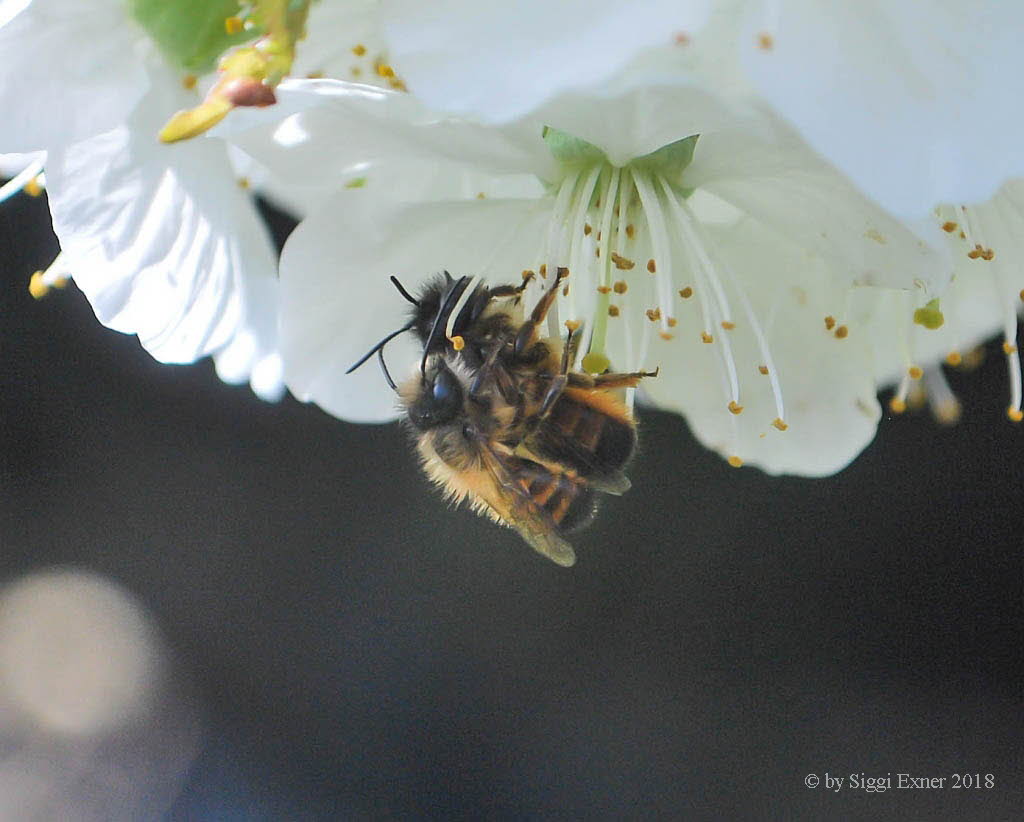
left=128, top=0, right=259, bottom=74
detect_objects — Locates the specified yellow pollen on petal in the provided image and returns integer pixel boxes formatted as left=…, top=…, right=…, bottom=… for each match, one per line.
left=908, top=366, right=924, bottom=380
left=941, top=221, right=958, bottom=233
left=610, top=252, right=635, bottom=270
left=679, top=287, right=693, bottom=299
left=626, top=223, right=635, bottom=239
left=224, top=16, right=244, bottom=34
left=889, top=397, right=907, bottom=414
left=182, top=74, right=198, bottom=90
left=608, top=305, right=620, bottom=317
left=613, top=281, right=628, bottom=294
left=352, top=44, right=367, bottom=56
left=1003, top=341, right=1018, bottom=355
left=646, top=258, right=656, bottom=273
left=757, top=32, right=774, bottom=50
left=1008, top=408, right=1023, bottom=423
left=584, top=223, right=592, bottom=235
left=701, top=332, right=714, bottom=344
left=946, top=351, right=962, bottom=367
left=824, top=315, right=836, bottom=331
left=728, top=401, right=743, bottom=415
left=449, top=335, right=465, bottom=351
left=22, top=176, right=43, bottom=197
left=834, top=325, right=849, bottom=339
left=721, top=321, right=735, bottom=331
left=375, top=62, right=396, bottom=78
left=727, top=455, right=743, bottom=468
left=772, top=418, right=788, bottom=431
left=758, top=365, right=770, bottom=376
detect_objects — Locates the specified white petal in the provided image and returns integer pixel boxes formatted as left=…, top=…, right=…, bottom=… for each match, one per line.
left=45, top=63, right=280, bottom=390
left=645, top=217, right=881, bottom=476
left=280, top=191, right=550, bottom=422
left=220, top=80, right=556, bottom=186
left=741, top=0, right=1024, bottom=217
left=292, top=0, right=384, bottom=80
left=684, top=120, right=952, bottom=295
left=381, top=0, right=712, bottom=122
left=0, top=0, right=148, bottom=151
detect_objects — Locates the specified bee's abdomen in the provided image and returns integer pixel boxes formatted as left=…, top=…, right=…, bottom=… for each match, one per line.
left=514, top=462, right=597, bottom=534
left=530, top=393, right=637, bottom=478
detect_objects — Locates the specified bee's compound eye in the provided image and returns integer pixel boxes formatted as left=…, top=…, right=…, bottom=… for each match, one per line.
left=432, top=366, right=460, bottom=406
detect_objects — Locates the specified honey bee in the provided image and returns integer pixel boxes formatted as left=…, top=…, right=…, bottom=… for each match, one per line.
left=347, top=268, right=657, bottom=566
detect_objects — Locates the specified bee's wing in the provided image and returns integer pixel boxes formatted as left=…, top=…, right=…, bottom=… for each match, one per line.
left=474, top=443, right=578, bottom=567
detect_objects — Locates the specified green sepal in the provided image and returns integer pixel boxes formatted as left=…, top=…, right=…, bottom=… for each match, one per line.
left=542, top=126, right=607, bottom=168
left=128, top=0, right=258, bottom=74
left=631, top=134, right=699, bottom=192
left=913, top=298, right=945, bottom=330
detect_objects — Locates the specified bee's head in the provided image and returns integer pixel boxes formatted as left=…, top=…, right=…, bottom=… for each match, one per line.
left=405, top=358, right=464, bottom=430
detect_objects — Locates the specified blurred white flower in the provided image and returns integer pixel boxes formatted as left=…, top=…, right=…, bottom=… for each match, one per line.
left=228, top=78, right=949, bottom=474
left=379, top=0, right=1024, bottom=218
left=0, top=0, right=286, bottom=399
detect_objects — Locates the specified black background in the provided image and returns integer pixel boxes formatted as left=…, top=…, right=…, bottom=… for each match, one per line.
left=2, top=190, right=1021, bottom=820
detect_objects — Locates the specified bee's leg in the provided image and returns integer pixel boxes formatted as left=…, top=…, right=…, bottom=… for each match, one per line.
left=567, top=367, right=659, bottom=390
left=514, top=267, right=568, bottom=357
left=486, top=270, right=535, bottom=301
left=469, top=342, right=523, bottom=406
left=536, top=324, right=577, bottom=418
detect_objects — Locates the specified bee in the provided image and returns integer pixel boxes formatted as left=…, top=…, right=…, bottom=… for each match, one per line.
left=347, top=268, right=657, bottom=566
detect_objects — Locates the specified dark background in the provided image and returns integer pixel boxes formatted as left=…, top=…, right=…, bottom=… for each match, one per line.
left=2, top=189, right=1021, bottom=820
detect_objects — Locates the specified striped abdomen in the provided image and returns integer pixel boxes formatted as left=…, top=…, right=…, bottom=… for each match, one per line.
left=511, top=459, right=597, bottom=534
left=526, top=389, right=637, bottom=480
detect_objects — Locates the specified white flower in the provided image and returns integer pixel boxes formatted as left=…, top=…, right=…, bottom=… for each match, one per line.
left=851, top=180, right=1024, bottom=425
left=0, top=0, right=286, bottom=399
left=229, top=78, right=948, bottom=474
left=379, top=0, right=1024, bottom=218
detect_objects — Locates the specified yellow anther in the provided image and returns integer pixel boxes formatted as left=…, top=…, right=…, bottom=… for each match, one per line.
left=824, top=315, right=836, bottom=331
left=889, top=397, right=907, bottom=414
left=834, top=325, right=849, bottom=339
left=1003, top=341, right=1018, bottom=355
left=376, top=63, right=396, bottom=78
left=352, top=44, right=367, bottom=57
left=727, top=455, right=743, bottom=468
left=1019, top=288, right=1024, bottom=302
left=610, top=252, right=635, bottom=270
left=237, top=177, right=251, bottom=189
left=935, top=401, right=962, bottom=426
left=224, top=16, right=244, bottom=35
left=646, top=258, right=656, bottom=273
left=701, top=332, right=714, bottom=344
left=182, top=74, right=198, bottom=90
left=596, top=285, right=611, bottom=294
left=908, top=366, right=924, bottom=380
left=941, top=221, right=958, bottom=233
left=28, top=271, right=49, bottom=299
left=772, top=418, right=788, bottom=431
left=625, top=223, right=635, bottom=239
left=583, top=223, right=592, bottom=236
left=607, top=305, right=620, bottom=317
left=564, top=319, right=581, bottom=333
left=679, top=287, right=693, bottom=299
left=539, top=264, right=547, bottom=277
left=449, top=335, right=465, bottom=351
left=667, top=317, right=677, bottom=328
left=758, top=365, right=770, bottom=376
left=613, top=281, right=628, bottom=294
left=728, top=401, right=744, bottom=415
left=721, top=321, right=735, bottom=331
left=757, top=32, right=774, bottom=50
left=22, top=176, right=43, bottom=197
left=945, top=351, right=962, bottom=367
left=1008, top=407, right=1023, bottom=423
left=659, top=331, right=674, bottom=341
left=645, top=308, right=661, bottom=322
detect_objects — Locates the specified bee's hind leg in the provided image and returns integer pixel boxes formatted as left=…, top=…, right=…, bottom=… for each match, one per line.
left=567, top=367, right=659, bottom=390
left=514, top=266, right=568, bottom=356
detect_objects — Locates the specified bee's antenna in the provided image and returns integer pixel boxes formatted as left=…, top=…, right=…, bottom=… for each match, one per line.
left=422, top=275, right=472, bottom=374
left=389, top=276, right=419, bottom=306
left=346, top=321, right=416, bottom=378
left=377, top=348, right=397, bottom=391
